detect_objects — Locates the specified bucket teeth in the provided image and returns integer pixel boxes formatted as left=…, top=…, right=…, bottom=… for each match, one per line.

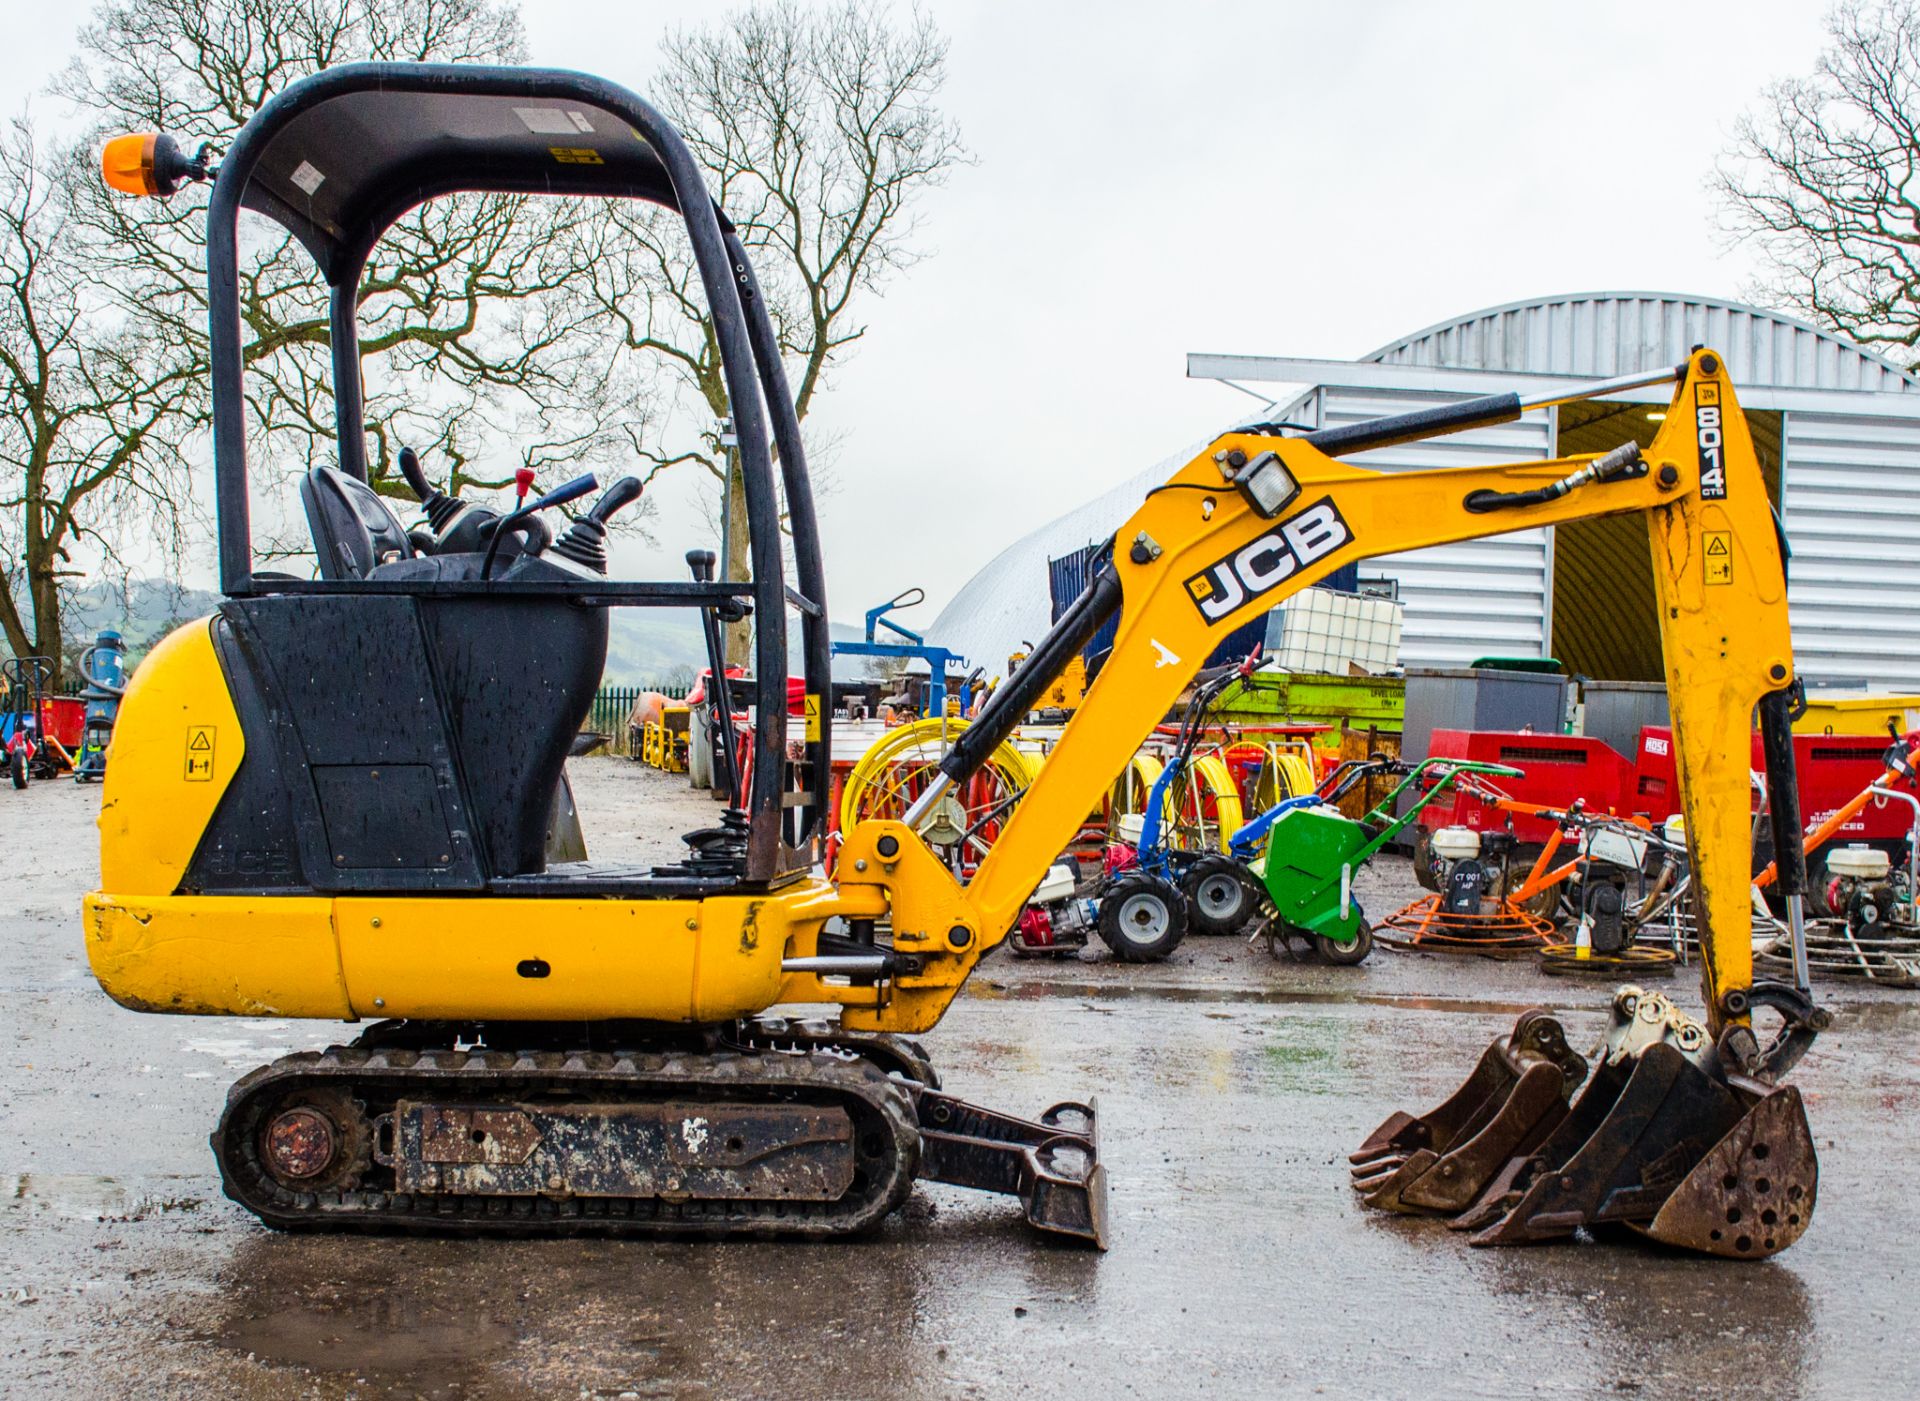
left=1356, top=985, right=1823, bottom=1260
left=1349, top=1009, right=1585, bottom=1215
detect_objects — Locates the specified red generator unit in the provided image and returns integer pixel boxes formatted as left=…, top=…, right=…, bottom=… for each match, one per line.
left=1418, top=724, right=1915, bottom=907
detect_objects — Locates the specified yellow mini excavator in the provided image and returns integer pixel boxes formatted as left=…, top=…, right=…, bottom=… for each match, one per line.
left=88, top=63, right=1827, bottom=1257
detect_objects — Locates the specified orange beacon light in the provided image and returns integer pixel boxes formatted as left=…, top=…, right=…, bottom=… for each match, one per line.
left=101, top=133, right=208, bottom=197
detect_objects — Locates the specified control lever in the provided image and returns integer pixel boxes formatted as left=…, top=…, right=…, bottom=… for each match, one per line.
left=396, top=446, right=466, bottom=546
left=480, top=472, right=598, bottom=579
left=549, top=476, right=644, bottom=575
left=688, top=548, right=744, bottom=808
left=396, top=445, right=433, bottom=501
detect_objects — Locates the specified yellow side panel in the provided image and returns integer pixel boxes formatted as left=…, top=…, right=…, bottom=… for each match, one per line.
left=84, top=893, right=349, bottom=1018
left=332, top=893, right=813, bottom=1022
left=96, top=617, right=244, bottom=896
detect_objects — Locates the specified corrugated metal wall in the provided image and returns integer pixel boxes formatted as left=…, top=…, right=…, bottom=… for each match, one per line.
left=1372, top=292, right=1920, bottom=393
left=1363, top=294, right=1920, bottom=685
left=1782, top=410, right=1920, bottom=690
left=1313, top=387, right=1557, bottom=667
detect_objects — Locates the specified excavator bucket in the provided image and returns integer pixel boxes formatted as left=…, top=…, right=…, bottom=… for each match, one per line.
left=1349, top=1009, right=1587, bottom=1214
left=1431, top=988, right=1820, bottom=1259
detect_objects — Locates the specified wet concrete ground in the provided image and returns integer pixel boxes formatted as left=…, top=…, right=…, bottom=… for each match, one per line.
left=4, top=758, right=1917, bottom=1398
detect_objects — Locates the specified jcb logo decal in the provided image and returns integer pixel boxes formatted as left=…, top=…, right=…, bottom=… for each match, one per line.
left=1696, top=384, right=1727, bottom=500
left=1184, top=497, right=1353, bottom=623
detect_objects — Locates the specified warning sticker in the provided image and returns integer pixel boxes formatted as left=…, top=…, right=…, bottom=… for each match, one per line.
left=549, top=146, right=604, bottom=165
left=1704, top=531, right=1733, bottom=586
left=289, top=160, right=325, bottom=196
left=185, top=725, right=216, bottom=781
left=804, top=694, right=822, bottom=743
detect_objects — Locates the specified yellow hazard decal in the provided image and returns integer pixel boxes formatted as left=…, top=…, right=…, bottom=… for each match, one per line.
left=804, top=693, right=822, bottom=743
left=550, top=146, right=604, bottom=164
left=1704, top=530, right=1733, bottom=586
left=185, top=725, right=216, bottom=780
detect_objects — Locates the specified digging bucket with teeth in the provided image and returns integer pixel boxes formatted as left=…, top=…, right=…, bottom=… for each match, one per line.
left=1364, top=983, right=1826, bottom=1260
left=1349, top=1008, right=1588, bottom=1214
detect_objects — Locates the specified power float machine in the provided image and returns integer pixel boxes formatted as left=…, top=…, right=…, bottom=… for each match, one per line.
left=89, top=62, right=1827, bottom=1256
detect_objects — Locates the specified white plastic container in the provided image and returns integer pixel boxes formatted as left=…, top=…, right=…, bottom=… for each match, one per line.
left=1271, top=587, right=1404, bottom=675
left=1031, top=863, right=1080, bottom=904
left=1116, top=813, right=1146, bottom=846
left=1826, top=845, right=1891, bottom=880
left=1430, top=826, right=1482, bottom=861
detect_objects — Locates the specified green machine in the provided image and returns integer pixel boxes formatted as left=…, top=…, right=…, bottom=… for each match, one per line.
left=1249, top=759, right=1522, bottom=963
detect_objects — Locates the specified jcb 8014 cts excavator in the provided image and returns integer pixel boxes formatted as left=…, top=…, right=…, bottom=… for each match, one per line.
left=88, top=63, right=1827, bottom=1256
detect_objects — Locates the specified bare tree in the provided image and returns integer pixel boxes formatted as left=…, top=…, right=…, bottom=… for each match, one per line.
left=58, top=0, right=657, bottom=544
left=0, top=119, right=201, bottom=676
left=595, top=0, right=969, bottom=659
left=1717, top=0, right=1920, bottom=364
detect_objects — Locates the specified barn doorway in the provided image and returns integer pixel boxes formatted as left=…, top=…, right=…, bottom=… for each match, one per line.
left=1550, top=401, right=1784, bottom=681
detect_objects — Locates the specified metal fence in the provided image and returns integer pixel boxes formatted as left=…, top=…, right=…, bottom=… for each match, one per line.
left=588, top=682, right=692, bottom=755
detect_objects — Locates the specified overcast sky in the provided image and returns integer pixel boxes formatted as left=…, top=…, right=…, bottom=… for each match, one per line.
left=1, top=0, right=1833, bottom=627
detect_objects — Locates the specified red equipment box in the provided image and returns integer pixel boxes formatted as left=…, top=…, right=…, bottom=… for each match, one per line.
left=1420, top=725, right=1915, bottom=849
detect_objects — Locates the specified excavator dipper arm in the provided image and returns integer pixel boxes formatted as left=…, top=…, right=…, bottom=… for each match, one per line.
left=818, top=350, right=1802, bottom=1050
left=813, top=348, right=1832, bottom=1259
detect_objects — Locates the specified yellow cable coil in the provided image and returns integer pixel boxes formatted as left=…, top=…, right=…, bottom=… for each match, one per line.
left=839, top=715, right=1043, bottom=836
left=1269, top=749, right=1317, bottom=802
left=1247, top=743, right=1318, bottom=814
left=1163, top=752, right=1246, bottom=851
left=1104, top=753, right=1164, bottom=829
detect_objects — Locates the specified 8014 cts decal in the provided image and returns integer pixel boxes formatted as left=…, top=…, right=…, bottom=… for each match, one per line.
left=1697, top=383, right=1727, bottom=500
left=1184, top=497, right=1353, bottom=622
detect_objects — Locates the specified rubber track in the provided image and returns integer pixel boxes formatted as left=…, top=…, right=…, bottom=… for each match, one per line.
left=213, top=1045, right=920, bottom=1238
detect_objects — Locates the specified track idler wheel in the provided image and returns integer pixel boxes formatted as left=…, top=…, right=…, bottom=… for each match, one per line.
left=1350, top=1008, right=1585, bottom=1213
left=253, top=1087, right=372, bottom=1192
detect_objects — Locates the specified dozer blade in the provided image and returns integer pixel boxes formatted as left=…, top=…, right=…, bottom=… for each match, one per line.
left=1351, top=1009, right=1585, bottom=1214
left=1638, top=1084, right=1817, bottom=1259
left=912, top=1090, right=1108, bottom=1248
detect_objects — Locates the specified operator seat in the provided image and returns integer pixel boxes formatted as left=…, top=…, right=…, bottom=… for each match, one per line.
left=299, top=466, right=414, bottom=579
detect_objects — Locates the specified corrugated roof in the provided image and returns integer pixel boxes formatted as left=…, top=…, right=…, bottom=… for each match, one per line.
left=1367, top=291, right=1920, bottom=393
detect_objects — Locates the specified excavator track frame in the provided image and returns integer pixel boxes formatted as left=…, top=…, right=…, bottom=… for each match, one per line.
left=212, top=1023, right=1108, bottom=1246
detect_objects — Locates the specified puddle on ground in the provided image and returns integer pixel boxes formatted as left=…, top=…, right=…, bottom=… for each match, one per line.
left=966, top=978, right=1551, bottom=1018
left=217, top=1295, right=519, bottom=1378
left=1, top=1173, right=202, bottom=1221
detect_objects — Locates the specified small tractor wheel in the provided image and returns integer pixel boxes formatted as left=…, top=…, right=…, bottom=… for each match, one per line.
left=1097, top=873, right=1188, bottom=962
left=1411, top=829, right=1439, bottom=893
left=1493, top=857, right=1560, bottom=921
left=1315, top=916, right=1374, bottom=966
left=8, top=749, right=26, bottom=790
left=1182, top=855, right=1262, bottom=936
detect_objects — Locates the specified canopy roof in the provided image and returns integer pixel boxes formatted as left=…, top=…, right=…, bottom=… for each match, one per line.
left=224, top=64, right=710, bottom=279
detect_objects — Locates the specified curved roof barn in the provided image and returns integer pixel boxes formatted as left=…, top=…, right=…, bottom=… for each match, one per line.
left=933, top=292, right=1920, bottom=690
